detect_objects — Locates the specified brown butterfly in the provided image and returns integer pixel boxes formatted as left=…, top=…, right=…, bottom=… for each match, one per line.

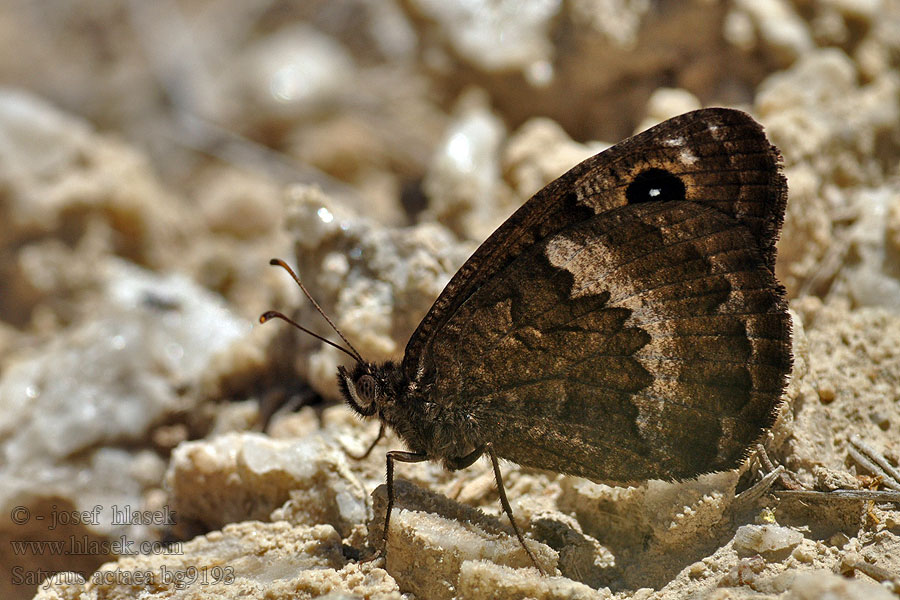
left=262, top=108, right=792, bottom=572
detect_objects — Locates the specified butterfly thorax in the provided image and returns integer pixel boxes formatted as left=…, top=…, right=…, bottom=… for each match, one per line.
left=338, top=361, right=482, bottom=468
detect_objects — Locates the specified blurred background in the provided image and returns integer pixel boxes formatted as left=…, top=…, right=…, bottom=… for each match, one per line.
left=1, top=1, right=899, bottom=598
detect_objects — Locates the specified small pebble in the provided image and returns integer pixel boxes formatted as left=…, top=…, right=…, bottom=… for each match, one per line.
left=733, top=525, right=804, bottom=556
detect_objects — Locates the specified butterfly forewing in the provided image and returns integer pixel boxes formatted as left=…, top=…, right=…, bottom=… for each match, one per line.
left=402, top=108, right=791, bottom=483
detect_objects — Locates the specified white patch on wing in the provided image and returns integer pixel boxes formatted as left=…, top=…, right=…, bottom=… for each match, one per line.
left=545, top=234, right=613, bottom=299
left=663, top=136, right=685, bottom=147
left=679, top=148, right=698, bottom=165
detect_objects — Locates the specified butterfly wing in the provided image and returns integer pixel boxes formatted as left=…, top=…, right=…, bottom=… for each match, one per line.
left=402, top=108, right=791, bottom=482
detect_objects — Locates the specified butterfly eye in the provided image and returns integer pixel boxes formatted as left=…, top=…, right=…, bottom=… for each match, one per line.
left=356, top=374, right=378, bottom=405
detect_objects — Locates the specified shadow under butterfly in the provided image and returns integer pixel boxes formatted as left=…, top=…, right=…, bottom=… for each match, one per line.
left=261, top=108, right=793, bottom=574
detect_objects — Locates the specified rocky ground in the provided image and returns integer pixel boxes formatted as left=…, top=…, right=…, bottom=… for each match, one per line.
left=1, top=1, right=899, bottom=599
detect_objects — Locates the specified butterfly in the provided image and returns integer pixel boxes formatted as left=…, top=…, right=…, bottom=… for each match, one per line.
left=262, top=108, right=792, bottom=572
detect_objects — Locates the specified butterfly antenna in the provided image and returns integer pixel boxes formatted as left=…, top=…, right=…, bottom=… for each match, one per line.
left=264, top=258, right=364, bottom=363
left=259, top=310, right=359, bottom=361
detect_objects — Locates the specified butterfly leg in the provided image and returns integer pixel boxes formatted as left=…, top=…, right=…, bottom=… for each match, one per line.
left=364, top=449, right=427, bottom=565
left=485, top=443, right=546, bottom=575
left=347, top=422, right=385, bottom=460
left=445, top=445, right=485, bottom=470
left=445, top=445, right=545, bottom=573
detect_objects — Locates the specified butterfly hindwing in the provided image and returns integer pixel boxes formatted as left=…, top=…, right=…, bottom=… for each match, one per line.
left=427, top=200, right=789, bottom=481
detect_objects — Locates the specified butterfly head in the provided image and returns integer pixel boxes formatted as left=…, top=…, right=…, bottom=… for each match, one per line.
left=260, top=258, right=406, bottom=420
left=337, top=361, right=397, bottom=418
